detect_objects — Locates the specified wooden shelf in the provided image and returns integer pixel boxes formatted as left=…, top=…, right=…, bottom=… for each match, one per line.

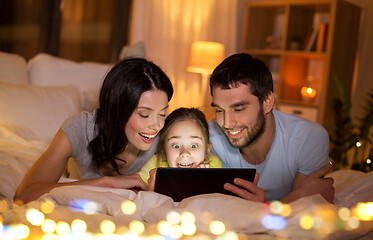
left=240, top=0, right=361, bottom=126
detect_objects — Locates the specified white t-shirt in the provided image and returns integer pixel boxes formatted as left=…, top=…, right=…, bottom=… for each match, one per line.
left=209, top=110, right=329, bottom=201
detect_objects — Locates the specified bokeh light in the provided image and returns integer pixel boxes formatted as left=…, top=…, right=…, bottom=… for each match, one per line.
left=26, top=208, right=45, bottom=226
left=170, top=224, right=183, bottom=238
left=300, top=215, right=313, bottom=229
left=100, top=220, right=115, bottom=234
left=210, top=220, right=225, bottom=235
left=41, top=219, right=56, bottom=234
left=338, top=207, right=351, bottom=221
left=261, top=215, right=286, bottom=230
left=121, top=200, right=136, bottom=215
left=180, top=212, right=196, bottom=224
left=182, top=222, right=196, bottom=236
left=166, top=211, right=180, bottom=225
left=129, top=220, right=145, bottom=235
left=71, top=219, right=87, bottom=234
left=14, top=224, right=30, bottom=239
left=157, top=221, right=172, bottom=236
left=41, top=200, right=55, bottom=214
left=55, top=221, right=70, bottom=236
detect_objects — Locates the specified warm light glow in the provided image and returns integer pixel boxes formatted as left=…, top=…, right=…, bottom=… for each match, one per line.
left=182, top=222, right=197, bottom=236
left=355, top=202, right=373, bottom=221
left=356, top=141, right=362, bottom=147
left=170, top=225, right=183, bottom=239
left=71, top=219, right=87, bottom=234
left=166, top=211, right=180, bottom=224
left=100, top=220, right=115, bottom=234
left=26, top=208, right=45, bottom=226
left=180, top=212, right=195, bottom=224
left=14, top=224, right=30, bottom=239
left=367, top=159, right=371, bottom=164
left=187, top=41, right=225, bottom=75
left=158, top=221, right=172, bottom=235
left=55, top=221, right=70, bottom=235
left=41, top=219, right=56, bottom=234
left=301, top=86, right=317, bottom=98
left=338, top=207, right=351, bottom=221
left=41, top=200, right=55, bottom=214
left=129, top=220, right=145, bottom=235
left=209, top=220, right=225, bottom=235
left=121, top=200, right=136, bottom=215
left=269, top=200, right=283, bottom=214
left=300, top=215, right=313, bottom=229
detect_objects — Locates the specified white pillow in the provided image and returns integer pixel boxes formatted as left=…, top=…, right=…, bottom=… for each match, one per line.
left=0, top=51, right=29, bottom=84
left=0, top=81, right=81, bottom=142
left=27, top=53, right=112, bottom=112
left=119, top=41, right=146, bottom=59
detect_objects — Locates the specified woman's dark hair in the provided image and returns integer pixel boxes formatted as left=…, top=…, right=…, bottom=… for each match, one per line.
left=209, top=53, right=273, bottom=104
left=89, top=58, right=173, bottom=173
left=156, top=107, right=209, bottom=161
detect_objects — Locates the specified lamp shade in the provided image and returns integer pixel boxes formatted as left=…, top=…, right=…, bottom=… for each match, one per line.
left=187, top=41, right=225, bottom=75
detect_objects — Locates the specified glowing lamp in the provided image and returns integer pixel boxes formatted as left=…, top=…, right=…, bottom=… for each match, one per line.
left=301, top=86, right=317, bottom=98
left=187, top=41, right=225, bottom=104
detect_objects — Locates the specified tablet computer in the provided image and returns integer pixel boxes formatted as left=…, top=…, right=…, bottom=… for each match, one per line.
left=154, top=168, right=256, bottom=202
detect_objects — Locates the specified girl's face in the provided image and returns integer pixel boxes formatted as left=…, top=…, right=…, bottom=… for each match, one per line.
left=164, top=119, right=207, bottom=168
left=125, top=90, right=169, bottom=151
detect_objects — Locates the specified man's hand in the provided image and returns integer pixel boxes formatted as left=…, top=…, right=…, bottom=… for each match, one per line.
left=223, top=172, right=265, bottom=202
left=282, top=163, right=335, bottom=203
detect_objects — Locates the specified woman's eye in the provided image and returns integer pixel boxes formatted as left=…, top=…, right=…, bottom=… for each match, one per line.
left=159, top=113, right=166, bottom=117
left=190, top=144, right=198, bottom=149
left=234, top=107, right=244, bottom=112
left=139, top=114, right=149, bottom=118
left=215, top=108, right=223, bottom=113
left=171, top=144, right=180, bottom=149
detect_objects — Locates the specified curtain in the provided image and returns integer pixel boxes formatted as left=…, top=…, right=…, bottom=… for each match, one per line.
left=130, top=0, right=238, bottom=120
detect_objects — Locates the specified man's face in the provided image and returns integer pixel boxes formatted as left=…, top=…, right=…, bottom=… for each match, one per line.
left=211, top=83, right=266, bottom=148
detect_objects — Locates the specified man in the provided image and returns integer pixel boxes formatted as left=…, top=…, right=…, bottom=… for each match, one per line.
left=209, top=53, right=334, bottom=203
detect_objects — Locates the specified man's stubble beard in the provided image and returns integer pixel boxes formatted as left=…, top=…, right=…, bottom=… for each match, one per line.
left=225, top=106, right=266, bottom=149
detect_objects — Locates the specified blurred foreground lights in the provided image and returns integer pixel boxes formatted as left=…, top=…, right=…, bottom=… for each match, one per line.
left=166, top=211, right=181, bottom=224
left=71, top=219, right=87, bottom=234
left=129, top=220, right=145, bottom=235
left=40, top=233, right=58, bottom=240
left=210, top=220, right=225, bottom=235
left=300, top=215, right=313, bottom=230
left=26, top=208, right=45, bottom=226
left=356, top=141, right=361, bottom=147
left=14, top=224, right=30, bottom=239
left=56, top=221, right=70, bottom=235
left=158, top=221, right=172, bottom=235
left=180, top=212, right=196, bottom=224
left=70, top=199, right=98, bottom=214
left=41, top=200, right=55, bottom=214
left=367, top=159, right=371, bottom=164
left=338, top=207, right=351, bottom=221
left=355, top=202, right=373, bottom=221
left=41, top=219, right=56, bottom=234
left=261, top=215, right=287, bottom=230
left=170, top=225, right=183, bottom=238
left=121, top=200, right=136, bottom=215
left=182, top=222, right=197, bottom=236
left=100, top=220, right=116, bottom=234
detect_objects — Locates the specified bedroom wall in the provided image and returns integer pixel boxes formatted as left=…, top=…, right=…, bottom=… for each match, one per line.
left=237, top=0, right=373, bottom=123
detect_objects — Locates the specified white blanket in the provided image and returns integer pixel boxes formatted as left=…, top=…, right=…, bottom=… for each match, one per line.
left=1, top=124, right=372, bottom=239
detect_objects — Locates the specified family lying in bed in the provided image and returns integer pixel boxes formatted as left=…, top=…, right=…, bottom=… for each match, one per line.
left=13, top=53, right=334, bottom=205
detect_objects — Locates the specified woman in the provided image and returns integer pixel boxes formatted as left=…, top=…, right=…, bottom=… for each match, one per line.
left=14, top=58, right=173, bottom=204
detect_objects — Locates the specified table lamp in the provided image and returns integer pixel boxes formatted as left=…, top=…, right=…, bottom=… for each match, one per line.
left=187, top=41, right=224, bottom=104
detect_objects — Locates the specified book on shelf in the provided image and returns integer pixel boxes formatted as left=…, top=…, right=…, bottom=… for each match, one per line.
left=303, top=22, right=328, bottom=52
left=316, top=23, right=328, bottom=52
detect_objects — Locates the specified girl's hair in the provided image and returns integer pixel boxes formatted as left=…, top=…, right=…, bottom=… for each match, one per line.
left=156, top=107, right=209, bottom=160
left=210, top=53, right=273, bottom=104
left=89, top=58, right=173, bottom=173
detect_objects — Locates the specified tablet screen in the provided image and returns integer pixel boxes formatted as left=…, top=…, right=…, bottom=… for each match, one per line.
left=154, top=168, right=256, bottom=202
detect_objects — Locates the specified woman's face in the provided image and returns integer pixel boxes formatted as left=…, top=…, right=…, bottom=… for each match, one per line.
left=125, top=90, right=169, bottom=151
left=164, top=119, right=207, bottom=168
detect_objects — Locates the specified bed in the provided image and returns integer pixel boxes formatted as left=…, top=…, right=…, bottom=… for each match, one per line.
left=0, top=51, right=372, bottom=239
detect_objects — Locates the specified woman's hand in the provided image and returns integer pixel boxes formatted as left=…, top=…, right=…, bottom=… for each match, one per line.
left=103, top=173, right=147, bottom=193
left=223, top=172, right=265, bottom=203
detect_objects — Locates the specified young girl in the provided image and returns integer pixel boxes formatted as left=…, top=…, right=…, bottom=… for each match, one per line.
left=15, top=58, right=174, bottom=204
left=139, top=107, right=222, bottom=187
